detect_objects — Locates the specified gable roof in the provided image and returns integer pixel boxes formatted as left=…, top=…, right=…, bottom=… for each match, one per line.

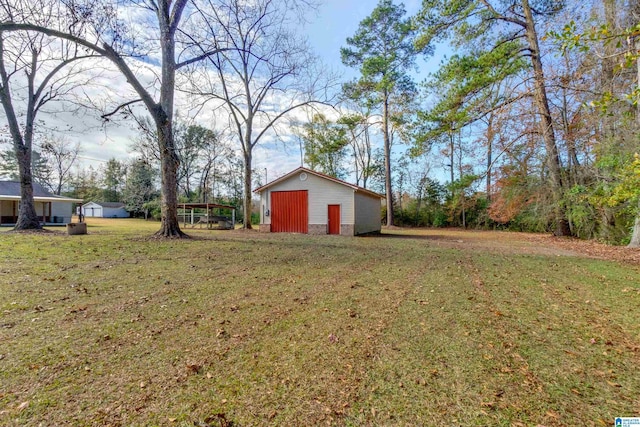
left=254, top=167, right=384, bottom=199
left=0, top=180, right=52, bottom=197
left=85, top=201, right=126, bottom=209
left=0, top=181, right=82, bottom=203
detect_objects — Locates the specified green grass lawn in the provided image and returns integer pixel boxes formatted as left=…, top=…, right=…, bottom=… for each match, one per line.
left=1, top=219, right=639, bottom=426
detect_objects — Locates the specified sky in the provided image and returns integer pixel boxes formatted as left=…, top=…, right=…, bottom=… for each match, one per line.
left=1, top=0, right=443, bottom=185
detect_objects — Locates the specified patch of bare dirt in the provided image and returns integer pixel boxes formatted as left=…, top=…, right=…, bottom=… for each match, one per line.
left=523, top=234, right=640, bottom=265
left=382, top=228, right=640, bottom=264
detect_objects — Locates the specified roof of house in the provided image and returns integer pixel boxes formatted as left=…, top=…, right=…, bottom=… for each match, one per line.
left=254, top=167, right=384, bottom=199
left=0, top=181, right=82, bottom=203
left=85, top=201, right=126, bottom=209
left=0, top=180, right=52, bottom=197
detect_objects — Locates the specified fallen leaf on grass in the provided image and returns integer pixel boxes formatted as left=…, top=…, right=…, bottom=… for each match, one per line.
left=186, top=363, right=202, bottom=374
left=546, top=410, right=560, bottom=419
left=606, top=380, right=622, bottom=388
left=201, top=413, right=234, bottom=427
left=17, top=401, right=29, bottom=411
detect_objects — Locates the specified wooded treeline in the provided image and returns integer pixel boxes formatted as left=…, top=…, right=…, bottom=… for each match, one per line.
left=306, top=0, right=639, bottom=246
left=0, top=0, right=639, bottom=244
left=0, top=120, right=258, bottom=221
left=409, top=0, right=640, bottom=246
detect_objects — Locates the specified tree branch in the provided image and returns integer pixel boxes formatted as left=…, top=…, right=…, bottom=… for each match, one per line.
left=175, top=46, right=234, bottom=69
left=479, top=0, right=526, bottom=28
left=100, top=98, right=144, bottom=120
left=0, top=22, right=159, bottom=114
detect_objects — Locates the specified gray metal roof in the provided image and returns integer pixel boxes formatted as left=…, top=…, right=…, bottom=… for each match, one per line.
left=89, top=201, right=126, bottom=208
left=0, top=180, right=53, bottom=197
left=0, top=181, right=83, bottom=203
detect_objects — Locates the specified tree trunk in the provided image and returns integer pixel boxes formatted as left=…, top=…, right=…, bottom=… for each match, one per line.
left=153, top=3, right=187, bottom=238
left=155, top=120, right=186, bottom=238
left=636, top=32, right=640, bottom=126
left=602, top=0, right=617, bottom=139
left=0, top=35, right=41, bottom=230
left=629, top=35, right=640, bottom=246
left=363, top=124, right=372, bottom=189
left=15, top=144, right=42, bottom=230
left=522, top=0, right=570, bottom=236
left=486, top=115, right=494, bottom=201
left=242, top=151, right=253, bottom=229
left=382, top=94, right=394, bottom=226
left=629, top=199, right=640, bottom=248
left=449, top=131, right=455, bottom=198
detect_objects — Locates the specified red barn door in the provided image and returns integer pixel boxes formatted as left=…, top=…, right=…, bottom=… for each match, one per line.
left=271, top=190, right=308, bottom=233
left=328, top=204, right=340, bottom=235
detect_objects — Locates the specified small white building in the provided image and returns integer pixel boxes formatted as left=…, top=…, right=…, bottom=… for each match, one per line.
left=254, top=167, right=383, bottom=236
left=0, top=181, right=82, bottom=226
left=81, top=201, right=129, bottom=218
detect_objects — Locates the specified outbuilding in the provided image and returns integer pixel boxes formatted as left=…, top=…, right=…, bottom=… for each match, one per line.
left=81, top=201, right=129, bottom=218
left=254, top=167, right=383, bottom=236
left=0, top=181, right=82, bottom=226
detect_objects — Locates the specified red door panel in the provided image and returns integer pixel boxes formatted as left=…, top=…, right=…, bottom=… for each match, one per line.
left=271, top=190, right=308, bottom=233
left=328, top=204, right=340, bottom=235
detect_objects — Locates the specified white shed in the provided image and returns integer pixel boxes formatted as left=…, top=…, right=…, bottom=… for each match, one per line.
left=82, top=201, right=129, bottom=218
left=254, top=167, right=383, bottom=236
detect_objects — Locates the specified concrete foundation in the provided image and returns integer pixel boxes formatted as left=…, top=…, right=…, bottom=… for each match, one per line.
left=259, top=223, right=271, bottom=233
left=259, top=223, right=355, bottom=236
left=308, top=224, right=327, bottom=235
left=340, top=224, right=355, bottom=236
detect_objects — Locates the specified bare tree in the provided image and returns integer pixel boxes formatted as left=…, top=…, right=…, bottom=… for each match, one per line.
left=0, top=0, right=233, bottom=237
left=338, top=107, right=378, bottom=189
left=40, top=135, right=80, bottom=194
left=197, top=128, right=232, bottom=203
left=186, top=0, right=332, bottom=228
left=0, top=0, right=96, bottom=229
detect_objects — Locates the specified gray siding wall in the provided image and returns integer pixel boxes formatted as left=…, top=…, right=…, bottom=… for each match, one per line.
left=1, top=201, right=73, bottom=223
left=260, top=171, right=354, bottom=229
left=354, top=192, right=382, bottom=235
left=50, top=202, right=73, bottom=222
left=103, top=207, right=128, bottom=218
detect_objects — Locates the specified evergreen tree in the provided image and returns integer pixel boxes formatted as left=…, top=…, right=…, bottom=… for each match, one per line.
left=341, top=0, right=429, bottom=226
left=415, top=0, right=570, bottom=235
left=301, top=114, right=349, bottom=179
left=101, top=158, right=126, bottom=202
left=122, top=160, right=158, bottom=218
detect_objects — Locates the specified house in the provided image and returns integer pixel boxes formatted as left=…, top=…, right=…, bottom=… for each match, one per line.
left=254, top=167, right=383, bottom=236
left=0, top=181, right=82, bottom=226
left=81, top=201, right=129, bottom=218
